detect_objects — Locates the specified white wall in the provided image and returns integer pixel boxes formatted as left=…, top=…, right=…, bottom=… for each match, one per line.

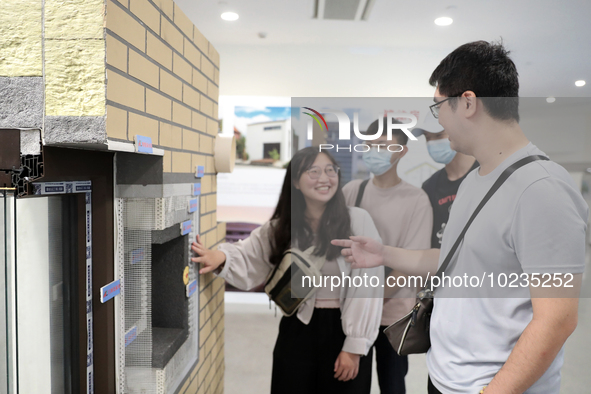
left=519, top=99, right=591, bottom=165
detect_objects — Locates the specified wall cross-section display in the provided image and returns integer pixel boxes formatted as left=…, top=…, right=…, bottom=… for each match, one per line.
left=118, top=195, right=200, bottom=394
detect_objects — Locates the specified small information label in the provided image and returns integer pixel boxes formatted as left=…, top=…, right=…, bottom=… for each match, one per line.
left=186, top=279, right=197, bottom=298
left=125, top=326, right=138, bottom=347
left=100, top=280, right=121, bottom=303
left=34, top=182, right=65, bottom=194
left=196, top=165, right=205, bottom=178
left=33, top=181, right=93, bottom=195
left=181, top=220, right=192, bottom=236
left=188, top=198, right=198, bottom=213
left=131, top=248, right=144, bottom=264
left=75, top=181, right=92, bottom=192
left=193, top=183, right=201, bottom=196
left=46, top=185, right=65, bottom=193
left=134, top=135, right=153, bottom=154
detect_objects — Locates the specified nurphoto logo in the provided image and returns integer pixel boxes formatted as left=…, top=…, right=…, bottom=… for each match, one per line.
left=303, top=107, right=418, bottom=152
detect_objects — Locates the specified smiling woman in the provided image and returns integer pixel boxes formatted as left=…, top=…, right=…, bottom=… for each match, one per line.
left=294, top=157, right=340, bottom=217
left=191, top=146, right=384, bottom=393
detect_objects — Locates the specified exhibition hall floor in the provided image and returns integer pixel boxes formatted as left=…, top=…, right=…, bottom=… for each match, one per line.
left=224, top=281, right=591, bottom=394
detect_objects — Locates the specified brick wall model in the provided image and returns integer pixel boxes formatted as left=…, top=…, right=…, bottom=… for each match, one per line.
left=1, top=0, right=225, bottom=393
left=105, top=1, right=224, bottom=393
left=104, top=0, right=222, bottom=250
left=103, top=0, right=221, bottom=245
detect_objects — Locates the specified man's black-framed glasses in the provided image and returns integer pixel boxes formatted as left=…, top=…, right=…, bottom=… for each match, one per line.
left=429, top=97, right=454, bottom=119
left=306, top=164, right=340, bottom=179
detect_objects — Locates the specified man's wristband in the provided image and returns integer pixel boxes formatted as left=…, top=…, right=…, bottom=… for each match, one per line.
left=479, top=386, right=487, bottom=394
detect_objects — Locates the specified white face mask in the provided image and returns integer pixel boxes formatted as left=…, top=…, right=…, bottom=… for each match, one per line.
left=427, top=138, right=457, bottom=164
left=362, top=149, right=399, bottom=176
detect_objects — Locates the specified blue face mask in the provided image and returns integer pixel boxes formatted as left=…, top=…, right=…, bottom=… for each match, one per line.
left=362, top=149, right=397, bottom=176
left=427, top=138, right=457, bottom=164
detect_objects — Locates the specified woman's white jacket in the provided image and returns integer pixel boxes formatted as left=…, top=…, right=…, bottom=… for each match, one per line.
left=216, top=207, right=384, bottom=356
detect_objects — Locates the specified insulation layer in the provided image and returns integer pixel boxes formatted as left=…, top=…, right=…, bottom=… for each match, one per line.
left=0, top=0, right=43, bottom=76
left=44, top=0, right=105, bottom=40
left=45, top=39, right=106, bottom=116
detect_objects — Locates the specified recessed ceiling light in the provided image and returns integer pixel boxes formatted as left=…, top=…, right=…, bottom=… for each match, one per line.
left=221, top=12, right=239, bottom=21
left=575, top=80, right=586, bottom=87
left=546, top=97, right=556, bottom=103
left=434, top=17, right=453, bottom=26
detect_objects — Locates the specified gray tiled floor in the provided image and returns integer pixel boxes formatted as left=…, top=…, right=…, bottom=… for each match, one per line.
left=224, top=292, right=591, bottom=394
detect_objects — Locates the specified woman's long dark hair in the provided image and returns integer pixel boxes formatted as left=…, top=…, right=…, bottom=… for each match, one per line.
left=269, top=147, right=352, bottom=265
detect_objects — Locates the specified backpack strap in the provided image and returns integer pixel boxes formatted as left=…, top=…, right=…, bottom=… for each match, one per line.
left=355, top=179, right=370, bottom=207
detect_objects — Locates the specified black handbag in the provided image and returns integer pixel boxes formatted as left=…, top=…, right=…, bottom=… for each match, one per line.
left=264, top=247, right=325, bottom=316
left=383, top=155, right=549, bottom=356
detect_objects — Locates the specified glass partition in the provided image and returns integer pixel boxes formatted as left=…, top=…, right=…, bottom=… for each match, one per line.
left=1, top=191, right=15, bottom=394
left=1, top=192, right=79, bottom=393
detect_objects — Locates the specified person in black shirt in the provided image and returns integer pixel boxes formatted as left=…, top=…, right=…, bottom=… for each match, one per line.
left=412, top=116, right=478, bottom=248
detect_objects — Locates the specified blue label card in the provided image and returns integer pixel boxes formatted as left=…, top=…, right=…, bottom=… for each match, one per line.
left=193, top=183, right=201, bottom=196
left=100, top=280, right=121, bottom=303
left=186, top=280, right=197, bottom=298
left=125, top=326, right=138, bottom=347
left=181, top=220, right=192, bottom=235
left=196, top=166, right=205, bottom=178
left=131, top=248, right=144, bottom=264
left=135, top=135, right=153, bottom=154
left=188, top=198, right=198, bottom=213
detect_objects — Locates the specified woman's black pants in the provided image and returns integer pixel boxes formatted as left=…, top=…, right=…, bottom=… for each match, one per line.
left=271, top=308, right=373, bottom=394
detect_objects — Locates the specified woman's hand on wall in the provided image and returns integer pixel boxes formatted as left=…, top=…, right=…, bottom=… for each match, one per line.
left=191, top=234, right=226, bottom=274
left=333, top=351, right=360, bottom=381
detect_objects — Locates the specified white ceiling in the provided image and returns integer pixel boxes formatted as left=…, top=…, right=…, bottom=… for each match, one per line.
left=176, top=0, right=591, bottom=97
left=176, top=0, right=591, bottom=98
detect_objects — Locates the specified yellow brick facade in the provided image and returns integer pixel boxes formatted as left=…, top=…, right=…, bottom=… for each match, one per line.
left=104, top=1, right=223, bottom=392
left=103, top=0, right=220, bottom=176
left=1, top=0, right=224, bottom=390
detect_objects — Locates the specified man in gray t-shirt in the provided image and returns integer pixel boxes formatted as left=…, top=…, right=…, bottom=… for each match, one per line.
left=427, top=142, right=587, bottom=393
left=332, top=40, right=588, bottom=394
